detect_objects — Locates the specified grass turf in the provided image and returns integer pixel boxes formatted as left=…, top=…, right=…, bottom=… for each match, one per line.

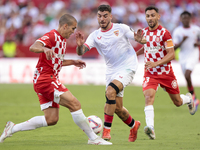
left=0, top=84, right=200, bottom=150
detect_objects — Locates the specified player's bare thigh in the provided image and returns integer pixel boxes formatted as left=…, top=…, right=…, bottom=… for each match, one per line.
left=143, top=88, right=156, bottom=106
left=59, top=91, right=81, bottom=112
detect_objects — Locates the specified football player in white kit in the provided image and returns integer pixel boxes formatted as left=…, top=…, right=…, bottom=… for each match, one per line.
left=173, top=10, right=200, bottom=110
left=76, top=5, right=146, bottom=142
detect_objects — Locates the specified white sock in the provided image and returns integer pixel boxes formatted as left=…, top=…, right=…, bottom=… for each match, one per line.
left=12, top=116, right=47, bottom=134
left=144, top=105, right=154, bottom=128
left=180, top=94, right=191, bottom=105
left=71, top=109, right=97, bottom=140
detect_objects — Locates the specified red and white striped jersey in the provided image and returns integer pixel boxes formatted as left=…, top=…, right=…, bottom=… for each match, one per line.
left=143, top=25, right=174, bottom=75
left=33, top=29, right=67, bottom=83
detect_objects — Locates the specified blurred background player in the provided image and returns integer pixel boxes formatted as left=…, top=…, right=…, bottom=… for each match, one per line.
left=136, top=6, right=196, bottom=140
left=0, top=13, right=112, bottom=145
left=76, top=4, right=146, bottom=142
left=172, top=10, right=200, bottom=111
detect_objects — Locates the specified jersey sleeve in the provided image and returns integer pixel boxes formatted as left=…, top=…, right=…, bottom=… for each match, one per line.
left=37, top=32, right=53, bottom=48
left=163, top=30, right=174, bottom=49
left=121, top=24, right=135, bottom=40
left=172, top=28, right=181, bottom=45
left=84, top=32, right=96, bottom=50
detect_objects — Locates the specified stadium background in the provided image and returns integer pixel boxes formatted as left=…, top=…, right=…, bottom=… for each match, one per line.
left=0, top=0, right=200, bottom=85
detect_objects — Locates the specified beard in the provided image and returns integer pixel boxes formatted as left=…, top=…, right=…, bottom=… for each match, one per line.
left=99, top=21, right=110, bottom=30
left=148, top=21, right=157, bottom=29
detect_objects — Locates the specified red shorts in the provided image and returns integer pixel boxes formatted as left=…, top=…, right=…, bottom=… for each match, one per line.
left=142, top=73, right=180, bottom=94
left=33, top=76, right=68, bottom=110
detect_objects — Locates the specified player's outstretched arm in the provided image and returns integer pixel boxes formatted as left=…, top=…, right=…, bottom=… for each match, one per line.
left=75, top=31, right=89, bottom=56
left=29, top=41, right=55, bottom=60
left=62, top=59, right=86, bottom=69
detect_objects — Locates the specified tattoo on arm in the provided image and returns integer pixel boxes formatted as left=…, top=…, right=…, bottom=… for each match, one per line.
left=76, top=45, right=89, bottom=55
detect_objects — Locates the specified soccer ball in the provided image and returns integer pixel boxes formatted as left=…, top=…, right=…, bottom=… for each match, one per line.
left=87, top=115, right=103, bottom=134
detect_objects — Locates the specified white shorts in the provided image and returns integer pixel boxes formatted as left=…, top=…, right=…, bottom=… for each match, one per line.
left=106, top=69, right=135, bottom=97
left=180, top=58, right=198, bottom=74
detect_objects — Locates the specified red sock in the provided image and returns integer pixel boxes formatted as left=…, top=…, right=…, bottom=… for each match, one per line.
left=123, top=115, right=135, bottom=128
left=104, top=113, right=113, bottom=128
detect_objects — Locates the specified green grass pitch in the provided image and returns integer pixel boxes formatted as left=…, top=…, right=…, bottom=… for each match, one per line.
left=0, top=84, right=200, bottom=150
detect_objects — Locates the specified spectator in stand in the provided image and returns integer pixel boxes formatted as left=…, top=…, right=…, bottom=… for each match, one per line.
left=2, top=33, right=17, bottom=57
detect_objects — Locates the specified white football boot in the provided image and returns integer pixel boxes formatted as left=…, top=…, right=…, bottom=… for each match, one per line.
left=144, top=126, right=155, bottom=140
left=0, top=121, right=15, bottom=143
left=186, top=93, right=196, bottom=115
left=88, top=136, right=112, bottom=145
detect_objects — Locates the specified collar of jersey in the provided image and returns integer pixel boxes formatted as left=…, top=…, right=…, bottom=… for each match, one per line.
left=101, top=23, right=113, bottom=32
left=53, top=29, right=65, bottom=40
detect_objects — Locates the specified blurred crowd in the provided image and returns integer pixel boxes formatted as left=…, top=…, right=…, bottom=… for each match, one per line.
left=0, top=0, right=200, bottom=57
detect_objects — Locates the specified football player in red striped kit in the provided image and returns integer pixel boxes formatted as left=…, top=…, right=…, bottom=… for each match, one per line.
left=0, top=13, right=112, bottom=145
left=136, top=6, right=196, bottom=140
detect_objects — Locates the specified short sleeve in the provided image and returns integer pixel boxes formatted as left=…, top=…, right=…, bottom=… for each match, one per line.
left=163, top=30, right=174, bottom=49
left=37, top=32, right=53, bottom=48
left=84, top=32, right=96, bottom=50
left=121, top=24, right=135, bottom=40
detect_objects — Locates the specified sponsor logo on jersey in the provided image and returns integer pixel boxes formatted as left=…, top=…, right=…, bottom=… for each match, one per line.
left=41, top=36, right=49, bottom=40
left=114, top=30, right=119, bottom=36
left=97, top=36, right=102, bottom=40
left=144, top=45, right=162, bottom=53
left=119, top=76, right=123, bottom=78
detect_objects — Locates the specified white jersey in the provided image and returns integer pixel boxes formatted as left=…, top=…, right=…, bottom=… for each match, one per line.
left=84, top=23, right=138, bottom=75
left=172, top=25, right=200, bottom=63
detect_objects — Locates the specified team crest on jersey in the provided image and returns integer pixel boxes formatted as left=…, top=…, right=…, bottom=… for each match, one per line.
left=155, top=37, right=160, bottom=42
left=114, top=30, right=119, bottom=36
left=171, top=80, right=178, bottom=89
left=41, top=36, right=49, bottom=40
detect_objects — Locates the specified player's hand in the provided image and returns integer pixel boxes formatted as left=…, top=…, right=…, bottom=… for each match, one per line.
left=44, top=48, right=55, bottom=60
left=145, top=61, right=157, bottom=70
left=134, top=29, right=146, bottom=44
left=75, top=31, right=85, bottom=47
left=73, top=59, right=86, bottom=69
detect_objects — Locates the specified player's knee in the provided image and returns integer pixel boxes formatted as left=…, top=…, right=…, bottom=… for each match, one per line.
left=145, top=95, right=154, bottom=103
left=106, top=89, right=116, bottom=100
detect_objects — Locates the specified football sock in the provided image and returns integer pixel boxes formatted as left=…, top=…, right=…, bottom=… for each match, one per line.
left=180, top=94, right=191, bottom=105
left=104, top=113, right=113, bottom=129
left=71, top=109, right=97, bottom=140
left=12, top=116, right=47, bottom=133
left=187, top=86, right=194, bottom=95
left=123, top=115, right=135, bottom=128
left=144, top=105, right=154, bottom=128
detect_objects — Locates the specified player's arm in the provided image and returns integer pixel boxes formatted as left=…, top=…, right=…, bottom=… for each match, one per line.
left=145, top=39, right=175, bottom=69
left=29, top=41, right=55, bottom=60
left=62, top=59, right=86, bottom=69
left=174, top=36, right=188, bottom=50
left=75, top=31, right=89, bottom=56
left=136, top=46, right=144, bottom=56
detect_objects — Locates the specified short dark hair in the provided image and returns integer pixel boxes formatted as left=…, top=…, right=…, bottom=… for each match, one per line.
left=180, top=11, right=191, bottom=17
left=97, top=5, right=112, bottom=13
left=145, top=6, right=159, bottom=13
left=59, top=14, right=77, bottom=27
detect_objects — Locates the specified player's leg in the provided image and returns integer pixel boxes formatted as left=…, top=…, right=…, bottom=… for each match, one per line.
left=143, top=88, right=156, bottom=140
left=59, top=90, right=112, bottom=145
left=115, top=97, right=140, bottom=142
left=168, top=93, right=195, bottom=115
left=102, top=79, right=122, bottom=140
